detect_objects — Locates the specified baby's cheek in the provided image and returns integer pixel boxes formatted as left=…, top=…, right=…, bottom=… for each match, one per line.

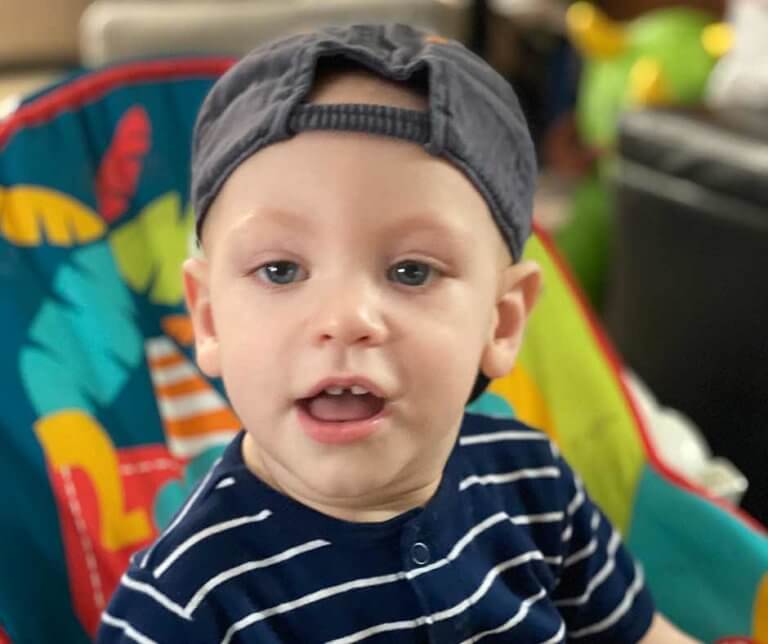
left=418, top=338, right=480, bottom=402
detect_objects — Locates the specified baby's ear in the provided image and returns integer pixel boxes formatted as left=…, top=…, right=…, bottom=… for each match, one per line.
left=480, top=260, right=541, bottom=379
left=182, top=256, right=221, bottom=377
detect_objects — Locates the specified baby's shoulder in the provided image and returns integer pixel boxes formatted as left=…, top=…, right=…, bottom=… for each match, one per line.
left=456, top=412, right=574, bottom=517
left=125, top=463, right=278, bottom=601
left=459, top=412, right=559, bottom=468
left=103, top=465, right=296, bottom=640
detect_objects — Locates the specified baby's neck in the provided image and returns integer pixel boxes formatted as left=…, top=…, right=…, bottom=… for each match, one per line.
left=240, top=432, right=445, bottom=523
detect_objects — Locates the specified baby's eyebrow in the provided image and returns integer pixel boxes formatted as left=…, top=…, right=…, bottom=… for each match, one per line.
left=234, top=208, right=312, bottom=234
left=218, top=208, right=312, bottom=257
left=222, top=208, right=314, bottom=247
left=384, top=213, right=471, bottom=246
left=223, top=208, right=470, bottom=254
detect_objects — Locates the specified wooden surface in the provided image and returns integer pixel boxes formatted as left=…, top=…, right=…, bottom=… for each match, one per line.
left=0, top=0, right=91, bottom=64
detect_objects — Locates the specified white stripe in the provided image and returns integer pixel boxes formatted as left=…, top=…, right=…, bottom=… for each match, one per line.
left=510, top=511, right=563, bottom=525
left=553, top=530, right=621, bottom=607
left=220, top=512, right=510, bottom=642
left=537, top=621, right=566, bottom=644
left=567, top=487, right=585, bottom=516
left=120, top=459, right=179, bottom=477
left=188, top=539, right=330, bottom=614
left=432, top=512, right=510, bottom=571
left=145, top=337, right=176, bottom=360
left=564, top=537, right=598, bottom=568
left=101, top=612, right=158, bottom=644
left=459, top=588, right=547, bottom=643
left=220, top=570, right=408, bottom=644
left=150, top=362, right=198, bottom=386
left=459, top=466, right=560, bottom=492
left=215, top=477, right=236, bottom=490
left=569, top=564, right=646, bottom=638
left=326, top=550, right=545, bottom=644
left=459, top=431, right=549, bottom=446
left=167, top=432, right=239, bottom=459
left=139, top=459, right=221, bottom=568
left=563, top=510, right=599, bottom=545
left=120, top=574, right=190, bottom=619
left=220, top=511, right=538, bottom=643
left=153, top=510, right=272, bottom=579
left=322, top=615, right=431, bottom=644
left=158, top=390, right=226, bottom=419
left=543, top=555, right=563, bottom=566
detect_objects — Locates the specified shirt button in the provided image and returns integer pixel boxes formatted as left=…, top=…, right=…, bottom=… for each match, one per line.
left=411, top=542, right=430, bottom=565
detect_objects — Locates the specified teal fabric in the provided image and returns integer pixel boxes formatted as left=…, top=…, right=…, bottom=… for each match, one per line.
left=629, top=464, right=768, bottom=641
left=464, top=391, right=516, bottom=419
left=0, top=61, right=227, bottom=644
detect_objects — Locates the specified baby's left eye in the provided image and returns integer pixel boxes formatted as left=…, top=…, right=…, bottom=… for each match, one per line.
left=387, top=261, right=434, bottom=287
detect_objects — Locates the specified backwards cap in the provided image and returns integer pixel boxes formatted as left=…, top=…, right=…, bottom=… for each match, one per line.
left=191, top=23, right=537, bottom=260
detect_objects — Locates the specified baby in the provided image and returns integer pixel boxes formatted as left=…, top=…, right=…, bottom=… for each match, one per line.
left=98, top=23, right=696, bottom=643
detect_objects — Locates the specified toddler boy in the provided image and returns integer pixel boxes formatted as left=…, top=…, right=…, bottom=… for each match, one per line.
left=99, top=23, right=695, bottom=643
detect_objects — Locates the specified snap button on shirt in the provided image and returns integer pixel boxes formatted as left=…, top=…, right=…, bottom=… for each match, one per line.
left=411, top=542, right=431, bottom=565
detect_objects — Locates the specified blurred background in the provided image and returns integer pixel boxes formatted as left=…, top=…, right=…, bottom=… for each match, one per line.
left=1, top=0, right=765, bottom=532
left=0, top=1, right=767, bottom=640
left=8, top=0, right=761, bottom=518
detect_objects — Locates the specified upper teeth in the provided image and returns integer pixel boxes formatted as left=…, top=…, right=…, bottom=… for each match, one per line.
left=324, top=385, right=369, bottom=395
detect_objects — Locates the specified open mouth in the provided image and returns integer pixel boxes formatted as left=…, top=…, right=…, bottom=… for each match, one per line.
left=298, top=386, right=386, bottom=423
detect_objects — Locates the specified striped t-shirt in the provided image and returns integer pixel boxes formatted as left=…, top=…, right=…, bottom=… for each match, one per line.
left=98, top=413, right=654, bottom=643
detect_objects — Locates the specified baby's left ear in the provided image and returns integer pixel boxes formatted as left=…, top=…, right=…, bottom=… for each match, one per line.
left=480, top=260, right=542, bottom=379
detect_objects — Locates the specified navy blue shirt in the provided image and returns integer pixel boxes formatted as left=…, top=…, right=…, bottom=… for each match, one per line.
left=98, top=413, right=654, bottom=643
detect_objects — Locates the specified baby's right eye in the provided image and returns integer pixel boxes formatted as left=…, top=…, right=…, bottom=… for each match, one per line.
left=255, top=261, right=308, bottom=285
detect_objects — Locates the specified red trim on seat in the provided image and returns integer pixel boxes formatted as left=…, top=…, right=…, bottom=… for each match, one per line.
left=0, top=57, right=235, bottom=150
left=532, top=222, right=766, bottom=534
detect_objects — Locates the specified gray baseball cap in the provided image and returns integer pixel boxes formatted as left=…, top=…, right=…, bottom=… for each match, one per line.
left=191, top=23, right=537, bottom=261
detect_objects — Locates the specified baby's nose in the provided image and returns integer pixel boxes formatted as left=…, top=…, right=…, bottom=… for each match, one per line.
left=312, top=281, right=388, bottom=347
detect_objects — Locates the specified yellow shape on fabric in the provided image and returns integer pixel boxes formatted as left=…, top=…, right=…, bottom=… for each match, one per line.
left=755, top=573, right=768, bottom=642
left=515, top=235, right=646, bottom=535
left=701, top=22, right=733, bottom=60
left=109, top=192, right=194, bottom=305
left=488, top=365, right=559, bottom=445
left=629, top=57, right=672, bottom=106
left=35, top=409, right=152, bottom=551
left=0, top=186, right=105, bottom=246
left=567, top=2, right=627, bottom=60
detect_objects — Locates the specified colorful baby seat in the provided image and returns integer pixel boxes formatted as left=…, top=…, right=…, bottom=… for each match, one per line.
left=1, top=58, right=766, bottom=644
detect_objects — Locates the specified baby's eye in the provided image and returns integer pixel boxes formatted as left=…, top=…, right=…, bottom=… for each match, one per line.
left=255, top=261, right=307, bottom=285
left=387, top=260, right=435, bottom=287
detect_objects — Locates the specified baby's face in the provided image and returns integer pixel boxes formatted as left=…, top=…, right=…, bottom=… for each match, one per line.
left=184, top=129, right=538, bottom=520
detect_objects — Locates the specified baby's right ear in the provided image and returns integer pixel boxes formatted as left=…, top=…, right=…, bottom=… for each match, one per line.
left=182, top=257, right=221, bottom=377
